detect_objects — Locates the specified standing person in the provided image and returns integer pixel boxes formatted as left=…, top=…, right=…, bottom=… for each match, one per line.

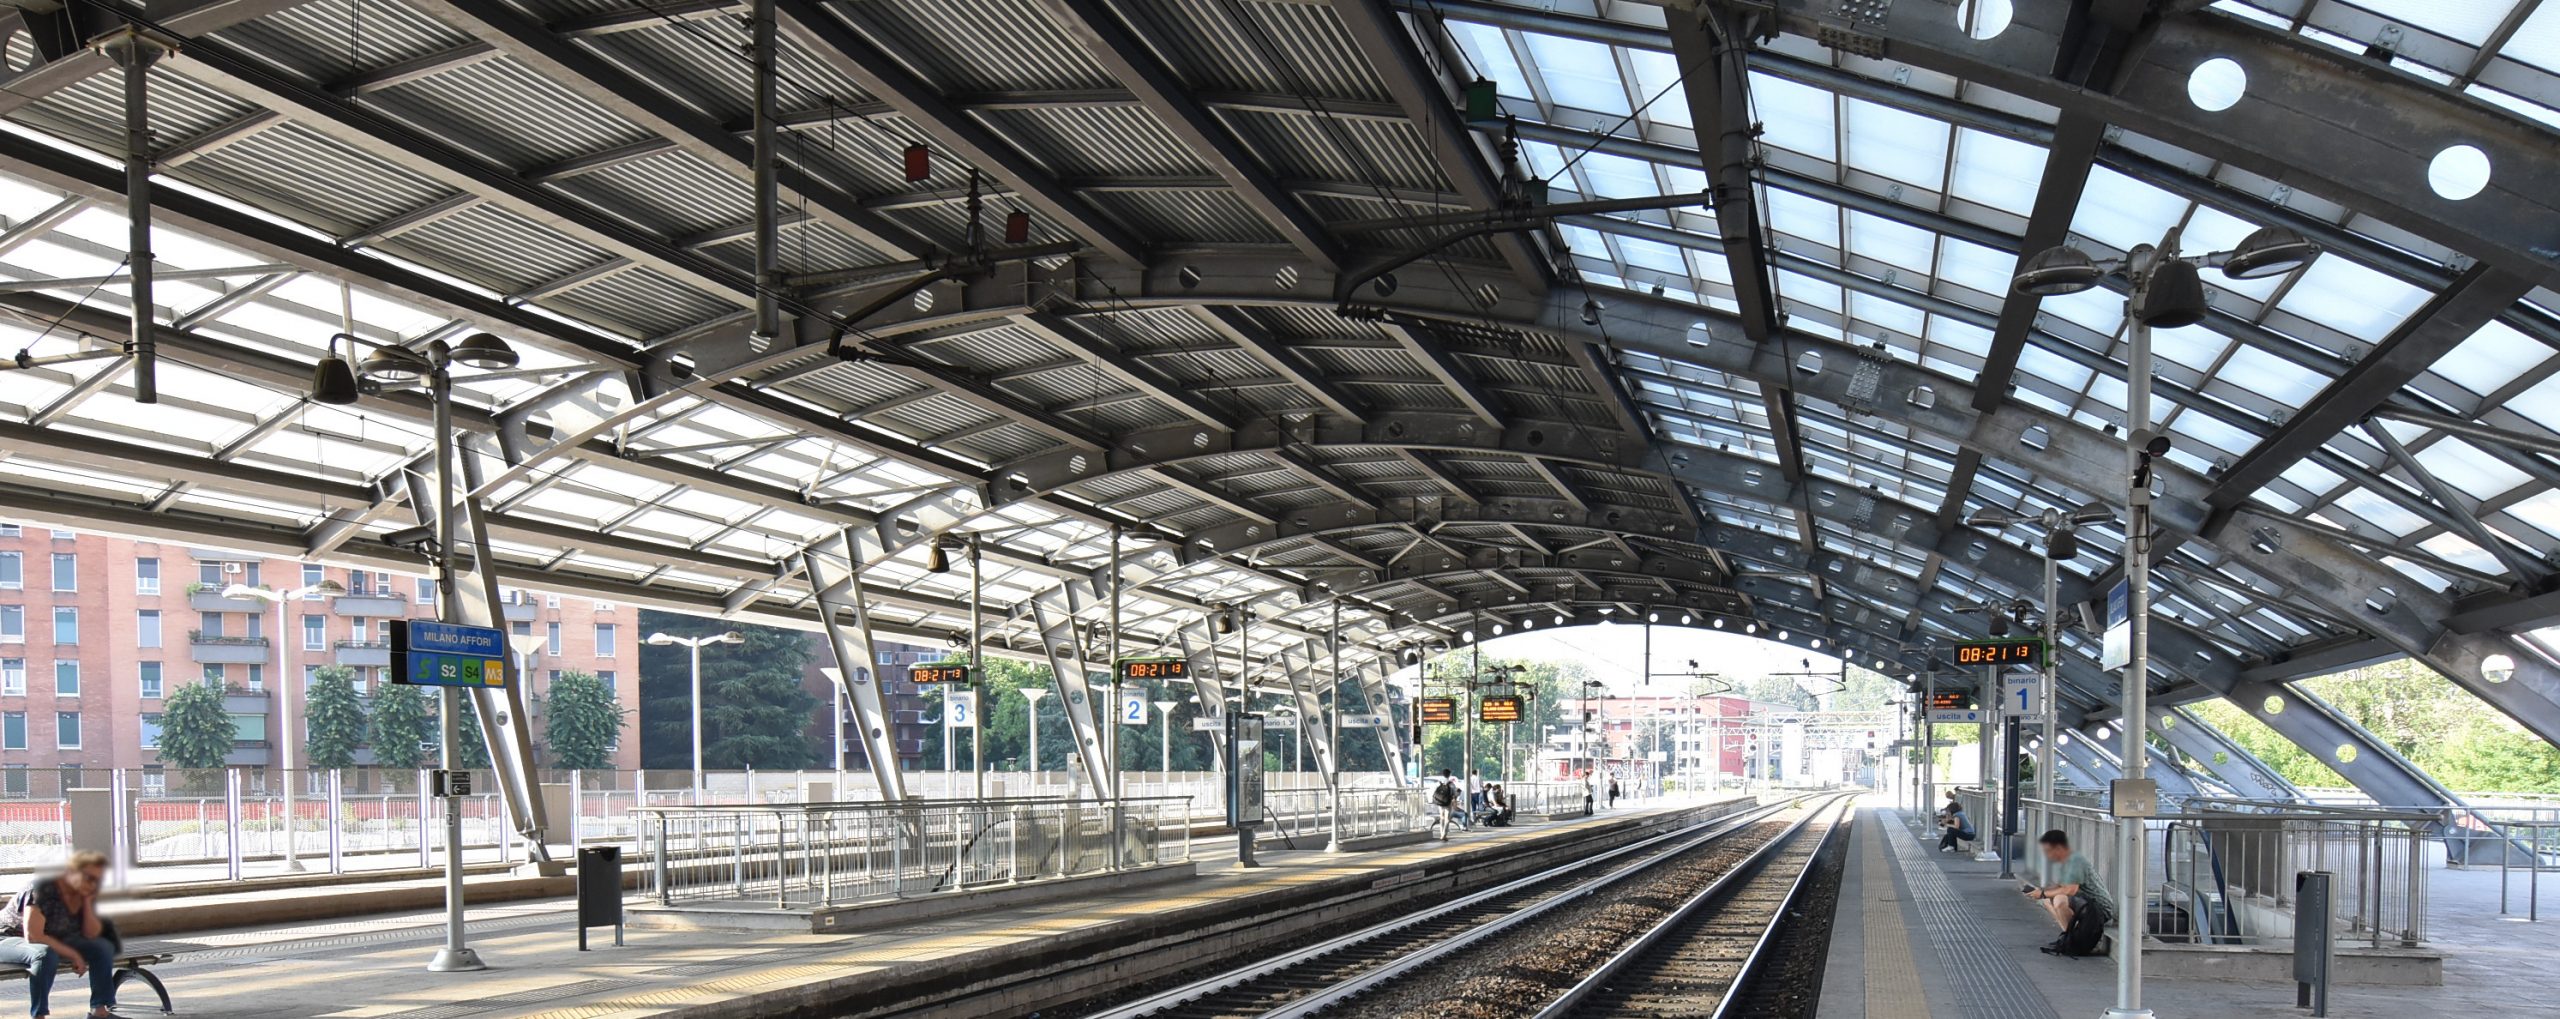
left=1430, top=770, right=1463, bottom=838
left=1465, top=769, right=1484, bottom=817
left=1, top=850, right=118, bottom=1019
left=1608, top=774, right=1621, bottom=809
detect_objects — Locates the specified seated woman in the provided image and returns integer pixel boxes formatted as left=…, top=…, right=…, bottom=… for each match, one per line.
left=1482, top=785, right=1515, bottom=826
left=1938, top=802, right=1976, bottom=852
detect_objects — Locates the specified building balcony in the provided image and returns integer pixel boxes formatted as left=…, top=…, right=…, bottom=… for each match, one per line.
left=501, top=602, right=537, bottom=622
left=185, top=589, right=263, bottom=613
left=334, top=640, right=391, bottom=667
left=893, top=739, right=925, bottom=757
left=188, top=633, right=271, bottom=664
left=332, top=593, right=408, bottom=617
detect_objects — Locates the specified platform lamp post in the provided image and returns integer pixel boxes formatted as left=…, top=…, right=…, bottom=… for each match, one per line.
left=1963, top=502, right=2114, bottom=879
left=311, top=328, right=524, bottom=974
left=644, top=631, right=742, bottom=801
left=225, top=577, right=342, bottom=873
left=1154, top=700, right=1178, bottom=786
left=2014, top=224, right=2318, bottom=1019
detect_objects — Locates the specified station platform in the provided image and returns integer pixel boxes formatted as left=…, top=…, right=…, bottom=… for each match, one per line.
left=1817, top=800, right=2559, bottom=1019
left=86, top=799, right=1721, bottom=1018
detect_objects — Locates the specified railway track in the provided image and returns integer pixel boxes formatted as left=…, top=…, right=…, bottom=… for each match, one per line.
left=1539, top=796, right=1854, bottom=1018
left=1079, top=801, right=1795, bottom=1019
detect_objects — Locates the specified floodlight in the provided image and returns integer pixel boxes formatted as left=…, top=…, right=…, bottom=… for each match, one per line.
left=2012, top=246, right=2104, bottom=296
left=447, top=332, right=520, bottom=370
left=2221, top=226, right=2320, bottom=280
left=2046, top=527, right=2082, bottom=561
left=310, top=355, right=360, bottom=405
left=646, top=632, right=678, bottom=646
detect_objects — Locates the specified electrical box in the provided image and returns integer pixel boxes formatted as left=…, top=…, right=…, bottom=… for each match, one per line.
left=2109, top=778, right=2158, bottom=818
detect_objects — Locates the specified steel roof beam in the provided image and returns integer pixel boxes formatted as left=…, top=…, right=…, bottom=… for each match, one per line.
left=1034, top=0, right=1345, bottom=269
left=2202, top=265, right=2535, bottom=528
left=1974, top=114, right=2105, bottom=412
left=1192, top=307, right=1369, bottom=422
left=774, top=0, right=1146, bottom=265
left=1333, top=1, right=1550, bottom=292
left=412, top=0, right=932, bottom=260
left=1727, top=0, right=2560, bottom=291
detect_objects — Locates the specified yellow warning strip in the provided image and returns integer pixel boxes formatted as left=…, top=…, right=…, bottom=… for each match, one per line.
left=1863, top=813, right=1933, bottom=1019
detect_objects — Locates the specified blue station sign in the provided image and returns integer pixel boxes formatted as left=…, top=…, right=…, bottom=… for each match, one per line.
left=389, top=619, right=511, bottom=689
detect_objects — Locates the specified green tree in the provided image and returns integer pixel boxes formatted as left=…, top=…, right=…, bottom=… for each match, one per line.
left=368, top=681, right=434, bottom=770
left=156, top=678, right=235, bottom=770
left=453, top=694, right=491, bottom=769
left=638, top=611, right=819, bottom=770
left=301, top=665, right=367, bottom=770
left=543, top=671, right=625, bottom=769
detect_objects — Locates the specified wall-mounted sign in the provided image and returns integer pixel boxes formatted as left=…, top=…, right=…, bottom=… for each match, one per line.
left=389, top=620, right=508, bottom=689
left=912, top=663, right=972, bottom=684
left=1418, top=697, right=1458, bottom=724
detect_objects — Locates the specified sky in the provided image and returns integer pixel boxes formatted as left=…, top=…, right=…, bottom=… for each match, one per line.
left=1450, top=623, right=1849, bottom=697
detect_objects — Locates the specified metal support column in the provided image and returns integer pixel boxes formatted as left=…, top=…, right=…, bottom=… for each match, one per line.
left=970, top=535, right=984, bottom=801
left=109, top=37, right=160, bottom=403
left=2115, top=289, right=2157, bottom=1019
left=748, top=0, right=781, bottom=343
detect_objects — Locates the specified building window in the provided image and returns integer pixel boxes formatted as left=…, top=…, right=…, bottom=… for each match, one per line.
left=510, top=621, right=530, bottom=637
left=593, top=601, right=614, bottom=612
left=202, top=663, right=225, bottom=688
left=595, top=624, right=616, bottom=658
left=198, top=613, right=224, bottom=639
left=301, top=564, right=324, bottom=597
left=137, top=610, right=163, bottom=649
left=0, top=524, right=16, bottom=537
left=0, top=713, right=21, bottom=751
left=0, top=552, right=18, bottom=590
left=52, top=661, right=76, bottom=697
left=49, top=608, right=73, bottom=646
left=416, top=578, right=436, bottom=602
left=0, top=659, right=21, bottom=696
left=135, top=556, right=159, bottom=595
left=301, top=664, right=318, bottom=692
left=139, top=713, right=162, bottom=748
left=54, top=712, right=78, bottom=749
left=596, top=670, right=614, bottom=687
left=0, top=768, right=24, bottom=798
left=244, top=664, right=262, bottom=692
left=48, top=553, right=73, bottom=592
left=0, top=607, right=18, bottom=643
left=47, top=529, right=71, bottom=540
left=302, top=615, right=325, bottom=651
left=544, top=593, right=560, bottom=609
left=546, top=622, right=561, bottom=657
left=139, top=662, right=161, bottom=700
left=140, top=768, right=163, bottom=796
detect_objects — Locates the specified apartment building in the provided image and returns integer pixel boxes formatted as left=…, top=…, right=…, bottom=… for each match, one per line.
left=0, top=525, right=639, bottom=794
left=801, top=635, right=945, bottom=772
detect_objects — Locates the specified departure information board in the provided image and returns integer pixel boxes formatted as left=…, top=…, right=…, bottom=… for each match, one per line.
left=912, top=663, right=972, bottom=684
left=1116, top=657, right=1189, bottom=681
left=1478, top=695, right=1523, bottom=723
left=1953, top=639, right=2044, bottom=667
left=1418, top=697, right=1458, bottom=724
left=1926, top=690, right=1974, bottom=712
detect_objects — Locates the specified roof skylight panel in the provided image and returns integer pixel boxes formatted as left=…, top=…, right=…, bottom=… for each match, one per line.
left=1614, top=234, right=1690, bottom=278
left=1747, top=72, right=1838, bottom=160
left=1627, top=49, right=1690, bottom=129
left=1935, top=237, right=2016, bottom=296
left=1765, top=189, right=1842, bottom=249
left=2215, top=343, right=2330, bottom=407
left=1523, top=33, right=1631, bottom=114
left=2327, top=484, right=2434, bottom=535
left=1842, top=98, right=1951, bottom=191
left=2506, top=3, right=2560, bottom=72
left=1843, top=210, right=1937, bottom=277
left=1577, top=151, right=1662, bottom=199
left=2417, top=532, right=2505, bottom=576
left=2272, top=256, right=2434, bottom=344
left=1447, top=21, right=1531, bottom=100
left=2411, top=435, right=2532, bottom=500
left=2428, top=318, right=2549, bottom=397
left=1947, top=128, right=2046, bottom=218
left=2069, top=166, right=2191, bottom=253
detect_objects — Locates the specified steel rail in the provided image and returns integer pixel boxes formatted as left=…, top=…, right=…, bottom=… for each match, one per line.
left=1535, top=795, right=1855, bottom=1019
left=1255, top=794, right=1848, bottom=1019
left=1089, top=800, right=1784, bottom=1019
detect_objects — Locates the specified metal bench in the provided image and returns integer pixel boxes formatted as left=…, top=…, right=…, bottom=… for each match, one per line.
left=0, top=949, right=175, bottom=1014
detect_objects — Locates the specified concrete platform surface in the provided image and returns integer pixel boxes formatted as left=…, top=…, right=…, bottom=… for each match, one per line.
left=73, top=800, right=1703, bottom=1018
left=1817, top=797, right=2560, bottom=1019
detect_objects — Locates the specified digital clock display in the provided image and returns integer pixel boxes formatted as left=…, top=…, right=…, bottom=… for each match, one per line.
left=912, top=664, right=971, bottom=684
left=1418, top=697, right=1457, bottom=724
left=1116, top=657, right=1189, bottom=681
left=1478, top=695, right=1523, bottom=723
left=1952, top=639, right=2044, bottom=667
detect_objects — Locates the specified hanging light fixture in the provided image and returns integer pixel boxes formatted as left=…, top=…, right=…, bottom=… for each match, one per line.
left=310, top=333, right=361, bottom=405
left=2134, top=256, right=2209, bottom=327
left=358, top=346, right=430, bottom=384
left=2012, top=246, right=2104, bottom=296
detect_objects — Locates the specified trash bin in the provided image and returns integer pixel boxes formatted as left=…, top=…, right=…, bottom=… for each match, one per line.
left=577, top=845, right=623, bottom=950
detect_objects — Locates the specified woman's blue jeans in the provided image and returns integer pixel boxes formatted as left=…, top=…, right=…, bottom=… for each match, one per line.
left=0, top=935, right=114, bottom=1017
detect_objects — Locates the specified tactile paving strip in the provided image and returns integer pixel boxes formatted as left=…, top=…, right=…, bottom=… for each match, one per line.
left=1880, top=810, right=2058, bottom=1019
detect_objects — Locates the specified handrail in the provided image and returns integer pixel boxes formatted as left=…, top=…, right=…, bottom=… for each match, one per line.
left=631, top=794, right=1198, bottom=816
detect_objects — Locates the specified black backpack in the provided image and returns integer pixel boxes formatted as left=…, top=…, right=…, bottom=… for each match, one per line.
left=2056, top=896, right=2109, bottom=956
left=1430, top=781, right=1457, bottom=807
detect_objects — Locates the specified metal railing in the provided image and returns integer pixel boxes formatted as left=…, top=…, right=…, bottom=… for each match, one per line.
left=1967, top=790, right=2433, bottom=950
left=633, top=795, right=1192, bottom=910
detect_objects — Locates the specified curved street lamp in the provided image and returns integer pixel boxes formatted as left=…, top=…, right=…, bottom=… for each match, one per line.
left=644, top=631, right=744, bottom=798
left=224, top=578, right=343, bottom=873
